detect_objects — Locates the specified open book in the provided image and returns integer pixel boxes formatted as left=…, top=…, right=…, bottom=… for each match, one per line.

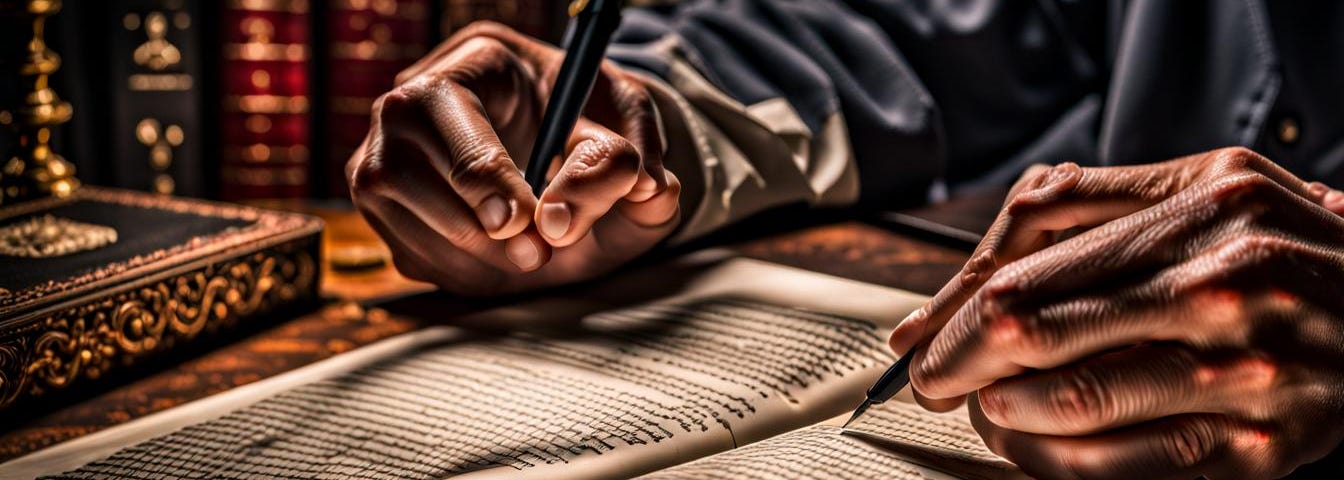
left=2, top=252, right=1023, bottom=479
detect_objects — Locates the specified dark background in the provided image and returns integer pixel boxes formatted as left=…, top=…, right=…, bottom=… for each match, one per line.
left=0, top=0, right=568, bottom=201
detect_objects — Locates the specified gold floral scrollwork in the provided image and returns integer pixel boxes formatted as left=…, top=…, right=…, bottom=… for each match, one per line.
left=29, top=318, right=83, bottom=390
left=113, top=295, right=166, bottom=354
left=0, top=337, right=31, bottom=406
left=6, top=244, right=316, bottom=407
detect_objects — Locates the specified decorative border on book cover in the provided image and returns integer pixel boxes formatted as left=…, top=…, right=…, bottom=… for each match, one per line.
left=0, top=187, right=318, bottom=314
left=0, top=235, right=318, bottom=410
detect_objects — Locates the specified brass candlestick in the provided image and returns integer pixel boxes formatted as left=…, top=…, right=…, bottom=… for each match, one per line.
left=1, top=0, right=77, bottom=204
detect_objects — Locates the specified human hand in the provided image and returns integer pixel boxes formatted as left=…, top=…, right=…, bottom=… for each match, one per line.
left=345, top=22, right=680, bottom=296
left=888, top=147, right=1344, bottom=479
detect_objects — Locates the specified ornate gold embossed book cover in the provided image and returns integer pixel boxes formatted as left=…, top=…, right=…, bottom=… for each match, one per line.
left=0, top=187, right=321, bottom=411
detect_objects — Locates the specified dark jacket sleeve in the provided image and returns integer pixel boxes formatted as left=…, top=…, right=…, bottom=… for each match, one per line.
left=606, top=0, right=1102, bottom=240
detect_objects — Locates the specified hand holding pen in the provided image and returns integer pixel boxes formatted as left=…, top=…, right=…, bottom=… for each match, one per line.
left=346, top=8, right=680, bottom=297
left=844, top=165, right=1062, bottom=428
left=855, top=152, right=1344, bottom=479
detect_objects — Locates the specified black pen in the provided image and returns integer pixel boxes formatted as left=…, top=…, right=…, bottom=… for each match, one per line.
left=525, top=0, right=624, bottom=196
left=841, top=347, right=916, bottom=429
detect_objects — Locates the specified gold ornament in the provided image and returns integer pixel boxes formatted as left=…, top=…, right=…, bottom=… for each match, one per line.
left=2, top=0, right=78, bottom=205
left=0, top=243, right=317, bottom=409
left=0, top=214, right=118, bottom=258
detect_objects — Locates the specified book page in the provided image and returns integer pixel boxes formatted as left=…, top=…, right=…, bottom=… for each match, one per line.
left=638, top=401, right=1024, bottom=480
left=7, top=254, right=928, bottom=480
left=637, top=425, right=934, bottom=480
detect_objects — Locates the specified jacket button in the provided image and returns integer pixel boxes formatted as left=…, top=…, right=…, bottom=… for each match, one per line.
left=1277, top=116, right=1300, bottom=145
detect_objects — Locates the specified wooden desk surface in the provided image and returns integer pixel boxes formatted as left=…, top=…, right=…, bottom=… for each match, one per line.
left=0, top=205, right=979, bottom=462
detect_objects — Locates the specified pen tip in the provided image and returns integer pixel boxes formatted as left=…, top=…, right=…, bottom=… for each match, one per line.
left=841, top=400, right=871, bottom=430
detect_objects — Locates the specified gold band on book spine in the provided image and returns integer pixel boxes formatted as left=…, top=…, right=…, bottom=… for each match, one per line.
left=0, top=241, right=317, bottom=409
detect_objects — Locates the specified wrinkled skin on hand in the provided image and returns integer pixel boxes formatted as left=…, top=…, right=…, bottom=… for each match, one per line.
left=888, top=147, right=1344, bottom=479
left=347, top=21, right=680, bottom=296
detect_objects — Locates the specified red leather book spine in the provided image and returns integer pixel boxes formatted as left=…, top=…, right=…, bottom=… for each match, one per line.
left=322, top=0, right=431, bottom=198
left=440, top=0, right=559, bottom=40
left=219, top=0, right=311, bottom=201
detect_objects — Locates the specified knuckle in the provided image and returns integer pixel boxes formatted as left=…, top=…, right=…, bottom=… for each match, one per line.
left=349, top=152, right=395, bottom=196
left=452, top=148, right=516, bottom=191
left=1047, top=366, right=1114, bottom=430
left=1005, top=162, right=1081, bottom=213
left=1207, top=170, right=1276, bottom=204
left=1183, top=286, right=1253, bottom=345
left=1004, top=315, right=1059, bottom=366
left=449, top=37, right=514, bottom=78
left=446, top=20, right=509, bottom=45
left=614, top=79, right=654, bottom=113
left=462, top=20, right=509, bottom=37
left=1004, top=189, right=1035, bottom=214
left=1230, top=356, right=1281, bottom=396
left=459, top=34, right=510, bottom=55
left=566, top=136, right=640, bottom=180
left=959, top=249, right=999, bottom=287
left=1208, top=146, right=1264, bottom=174
left=1216, top=232, right=1298, bottom=265
left=1162, top=418, right=1219, bottom=469
left=981, top=267, right=1016, bottom=297
left=375, top=86, right=427, bottom=124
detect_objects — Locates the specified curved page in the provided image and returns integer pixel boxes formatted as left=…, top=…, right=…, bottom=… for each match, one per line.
left=637, top=401, right=1023, bottom=480
left=12, top=256, right=926, bottom=479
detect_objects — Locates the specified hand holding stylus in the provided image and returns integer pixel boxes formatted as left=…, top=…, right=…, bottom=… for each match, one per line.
left=346, top=21, right=679, bottom=296
left=886, top=148, right=1344, bottom=479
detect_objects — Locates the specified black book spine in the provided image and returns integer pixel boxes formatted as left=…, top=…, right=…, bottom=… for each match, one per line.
left=107, top=0, right=207, bottom=198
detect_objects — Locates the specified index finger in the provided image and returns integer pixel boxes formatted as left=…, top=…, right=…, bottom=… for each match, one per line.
left=392, top=37, right=543, bottom=240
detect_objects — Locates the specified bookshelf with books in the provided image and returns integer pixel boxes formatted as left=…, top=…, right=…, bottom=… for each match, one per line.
left=47, top=0, right=213, bottom=198
left=219, top=0, right=312, bottom=201
left=40, top=0, right=565, bottom=202
left=317, top=0, right=431, bottom=198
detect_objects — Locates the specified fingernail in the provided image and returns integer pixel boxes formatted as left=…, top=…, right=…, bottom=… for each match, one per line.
left=539, top=202, right=571, bottom=240
left=479, top=195, right=512, bottom=232
left=1308, top=181, right=1330, bottom=199
left=1325, top=189, right=1344, bottom=207
left=505, top=236, right=541, bottom=271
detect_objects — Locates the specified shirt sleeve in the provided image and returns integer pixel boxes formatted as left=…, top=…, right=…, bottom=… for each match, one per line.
left=608, top=0, right=943, bottom=243
left=608, top=0, right=1102, bottom=243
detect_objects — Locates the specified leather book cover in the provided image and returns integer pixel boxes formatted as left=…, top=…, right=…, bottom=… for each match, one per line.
left=0, top=187, right=322, bottom=412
